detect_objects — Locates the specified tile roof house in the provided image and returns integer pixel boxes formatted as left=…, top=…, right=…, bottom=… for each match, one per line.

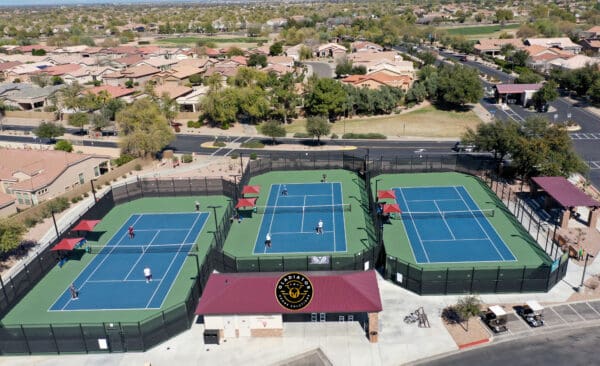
left=525, top=38, right=582, bottom=54
left=103, top=64, right=160, bottom=87
left=176, top=86, right=209, bottom=112
left=549, top=55, right=600, bottom=71
left=153, top=84, right=193, bottom=100
left=581, top=39, right=600, bottom=55
left=315, top=43, right=347, bottom=58
left=112, top=54, right=145, bottom=69
left=0, top=148, right=110, bottom=208
left=138, top=56, right=179, bottom=71
left=342, top=72, right=412, bottom=91
left=266, top=56, right=294, bottom=68
left=0, top=191, right=16, bottom=218
left=85, top=85, right=136, bottom=99
left=351, top=41, right=384, bottom=53
left=0, top=83, right=64, bottom=110
left=524, top=45, right=572, bottom=73
left=473, top=38, right=524, bottom=56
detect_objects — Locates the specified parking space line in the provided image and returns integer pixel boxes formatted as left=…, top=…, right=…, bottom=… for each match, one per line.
left=549, top=308, right=568, bottom=325
left=587, top=301, right=600, bottom=317
left=568, top=304, right=588, bottom=321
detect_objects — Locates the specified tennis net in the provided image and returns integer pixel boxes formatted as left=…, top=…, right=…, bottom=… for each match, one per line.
left=400, top=209, right=495, bottom=219
left=253, top=203, right=351, bottom=214
left=86, top=243, right=197, bottom=254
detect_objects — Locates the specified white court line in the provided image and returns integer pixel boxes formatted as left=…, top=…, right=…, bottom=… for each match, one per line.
left=284, top=194, right=331, bottom=198
left=128, top=228, right=189, bottom=232
left=123, top=229, right=161, bottom=281
left=301, top=195, right=307, bottom=232
left=272, top=230, right=334, bottom=235
left=145, top=213, right=203, bottom=309
left=423, top=238, right=488, bottom=242
left=87, top=278, right=163, bottom=283
left=434, top=200, right=456, bottom=240
left=331, top=183, right=336, bottom=252
left=264, top=184, right=281, bottom=254
left=60, top=214, right=144, bottom=311
left=453, top=186, right=504, bottom=260
left=407, top=198, right=464, bottom=203
left=398, top=188, right=431, bottom=263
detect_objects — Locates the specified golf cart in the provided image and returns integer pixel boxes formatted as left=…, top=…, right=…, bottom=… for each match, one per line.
left=518, top=300, right=544, bottom=328
left=484, top=305, right=508, bottom=333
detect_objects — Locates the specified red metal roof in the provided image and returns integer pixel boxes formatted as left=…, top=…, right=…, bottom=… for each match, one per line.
left=495, top=83, right=543, bottom=94
left=51, top=237, right=84, bottom=252
left=235, top=197, right=257, bottom=208
left=195, top=271, right=382, bottom=315
left=71, top=220, right=101, bottom=232
left=242, top=185, right=261, bottom=195
left=532, top=176, right=600, bottom=208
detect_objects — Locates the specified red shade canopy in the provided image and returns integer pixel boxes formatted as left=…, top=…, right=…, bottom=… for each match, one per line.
left=71, top=220, right=101, bottom=232
left=235, top=197, right=257, bottom=209
left=383, top=203, right=402, bottom=214
left=242, top=185, right=261, bottom=195
left=377, top=190, right=396, bottom=200
left=51, top=237, right=84, bottom=252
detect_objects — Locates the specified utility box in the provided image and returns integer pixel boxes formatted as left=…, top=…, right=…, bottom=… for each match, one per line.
left=203, top=329, right=220, bottom=345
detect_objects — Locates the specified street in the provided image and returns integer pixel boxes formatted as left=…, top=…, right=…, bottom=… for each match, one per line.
left=419, top=325, right=600, bottom=366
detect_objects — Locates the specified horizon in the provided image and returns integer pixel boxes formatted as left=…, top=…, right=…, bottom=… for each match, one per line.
left=0, top=0, right=223, bottom=7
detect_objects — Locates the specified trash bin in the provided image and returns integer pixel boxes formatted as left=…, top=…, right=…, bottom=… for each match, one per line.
left=203, top=329, right=219, bottom=345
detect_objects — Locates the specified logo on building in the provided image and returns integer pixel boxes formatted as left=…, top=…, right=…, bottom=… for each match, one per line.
left=275, top=272, right=313, bottom=311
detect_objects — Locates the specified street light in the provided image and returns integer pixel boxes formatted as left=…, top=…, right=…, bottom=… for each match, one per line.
left=230, top=174, right=241, bottom=201
left=577, top=253, right=595, bottom=292
left=239, top=152, right=244, bottom=175
left=375, top=179, right=382, bottom=202
left=51, top=209, right=59, bottom=239
left=207, top=205, right=222, bottom=233
left=90, top=178, right=98, bottom=202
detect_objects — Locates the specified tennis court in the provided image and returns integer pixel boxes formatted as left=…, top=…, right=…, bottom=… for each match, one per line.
left=50, top=212, right=208, bottom=311
left=395, top=186, right=516, bottom=264
left=253, top=182, right=348, bottom=254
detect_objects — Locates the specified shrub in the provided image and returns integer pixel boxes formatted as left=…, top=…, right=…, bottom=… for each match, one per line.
left=71, top=197, right=80, bottom=203
left=83, top=192, right=89, bottom=198
left=42, top=197, right=71, bottom=218
left=230, top=153, right=239, bottom=159
left=240, top=140, right=265, bottom=148
left=134, top=163, right=142, bottom=171
left=172, top=156, right=179, bottom=163
left=54, top=140, right=73, bottom=152
left=24, top=217, right=38, bottom=228
left=113, top=154, right=135, bottom=167
left=330, top=133, right=339, bottom=139
left=293, top=132, right=310, bottom=138
left=187, top=120, right=203, bottom=128
left=182, top=154, right=193, bottom=163
left=342, top=133, right=387, bottom=139
left=213, top=141, right=226, bottom=147
left=250, top=152, right=258, bottom=160
left=138, top=40, right=150, bottom=45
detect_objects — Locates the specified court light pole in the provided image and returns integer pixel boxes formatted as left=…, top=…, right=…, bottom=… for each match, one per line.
left=375, top=179, right=382, bottom=202
left=239, top=152, right=244, bottom=175
left=207, top=205, right=222, bottom=233
left=230, top=174, right=241, bottom=201
left=51, top=209, right=59, bottom=239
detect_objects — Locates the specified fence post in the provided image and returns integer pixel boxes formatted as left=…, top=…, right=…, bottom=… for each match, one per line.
left=172, top=178, right=175, bottom=196
left=20, top=324, right=31, bottom=355
left=519, top=266, right=527, bottom=292
left=494, top=266, right=501, bottom=292
left=444, top=268, right=449, bottom=294
left=470, top=267, right=475, bottom=292
left=79, top=324, right=88, bottom=353
left=49, top=324, right=59, bottom=354
left=125, top=182, right=130, bottom=201
left=138, top=176, right=144, bottom=198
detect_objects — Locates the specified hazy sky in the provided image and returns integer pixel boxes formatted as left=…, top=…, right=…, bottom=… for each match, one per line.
left=0, top=0, right=205, bottom=6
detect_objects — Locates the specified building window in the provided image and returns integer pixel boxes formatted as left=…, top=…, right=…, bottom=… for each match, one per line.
left=338, top=316, right=345, bottom=322
left=94, top=166, right=100, bottom=177
left=348, top=315, right=354, bottom=322
left=319, top=313, right=326, bottom=322
left=311, top=313, right=317, bottom=322
left=16, top=192, right=23, bottom=205
left=78, top=173, right=85, bottom=185
left=23, top=193, right=31, bottom=205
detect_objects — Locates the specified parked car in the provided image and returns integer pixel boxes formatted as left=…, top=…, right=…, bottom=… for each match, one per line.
left=452, top=142, right=476, bottom=152
left=517, top=301, right=544, bottom=328
left=483, top=305, right=508, bottom=333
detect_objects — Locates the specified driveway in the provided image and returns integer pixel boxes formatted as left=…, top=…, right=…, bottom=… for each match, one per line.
left=304, top=61, right=335, bottom=78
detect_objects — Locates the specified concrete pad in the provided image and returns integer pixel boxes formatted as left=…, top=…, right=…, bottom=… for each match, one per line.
left=543, top=308, right=568, bottom=327
left=505, top=313, right=530, bottom=334
left=553, top=304, right=584, bottom=323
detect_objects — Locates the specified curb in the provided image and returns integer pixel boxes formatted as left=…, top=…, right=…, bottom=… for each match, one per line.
left=458, top=338, right=489, bottom=349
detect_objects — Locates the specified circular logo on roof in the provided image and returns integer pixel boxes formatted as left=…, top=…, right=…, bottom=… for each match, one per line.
left=275, top=272, right=313, bottom=311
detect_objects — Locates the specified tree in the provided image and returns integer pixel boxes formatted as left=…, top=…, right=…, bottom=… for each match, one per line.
left=405, top=82, right=427, bottom=104
left=517, top=24, right=537, bottom=39
left=462, top=119, right=519, bottom=162
left=435, top=65, right=483, bottom=108
left=305, top=116, right=331, bottom=144
left=442, top=296, right=482, bottom=331
left=54, top=140, right=73, bottom=152
left=247, top=54, right=267, bottom=68
left=259, top=120, right=286, bottom=144
left=495, top=9, right=514, bottom=23
left=90, top=111, right=112, bottom=131
left=34, top=121, right=65, bottom=140
left=68, top=112, right=88, bottom=133
left=159, top=93, right=178, bottom=124
left=116, top=98, right=175, bottom=157
left=200, top=88, right=239, bottom=128
left=515, top=69, right=543, bottom=84
left=51, top=76, right=64, bottom=85
left=0, top=219, right=26, bottom=254
left=269, top=42, right=283, bottom=56
left=589, top=79, right=600, bottom=106
left=418, top=51, right=437, bottom=66
left=304, top=77, right=347, bottom=120
left=226, top=47, right=245, bottom=57
left=247, top=25, right=262, bottom=37
left=335, top=58, right=353, bottom=77
left=188, top=74, right=203, bottom=85
left=511, top=50, right=529, bottom=68
left=270, top=73, right=298, bottom=123
left=531, top=81, right=558, bottom=112
left=299, top=45, right=313, bottom=60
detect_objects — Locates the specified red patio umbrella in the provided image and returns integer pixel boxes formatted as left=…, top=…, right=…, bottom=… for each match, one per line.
left=382, top=203, right=402, bottom=214
left=235, top=197, right=257, bottom=209
left=71, top=219, right=101, bottom=232
left=242, top=185, right=261, bottom=196
left=51, top=237, right=85, bottom=252
left=377, top=190, right=396, bottom=200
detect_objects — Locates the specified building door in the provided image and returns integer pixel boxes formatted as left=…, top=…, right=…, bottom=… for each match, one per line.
left=238, top=318, right=251, bottom=337
left=223, top=318, right=236, bottom=338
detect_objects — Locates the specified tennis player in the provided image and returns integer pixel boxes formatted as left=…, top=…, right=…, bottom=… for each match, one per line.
left=69, top=283, right=78, bottom=299
left=281, top=185, right=288, bottom=196
left=265, top=233, right=272, bottom=248
left=317, top=219, right=323, bottom=234
left=144, top=266, right=152, bottom=283
left=128, top=225, right=135, bottom=239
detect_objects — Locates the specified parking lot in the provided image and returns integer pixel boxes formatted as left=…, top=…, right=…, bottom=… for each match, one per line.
left=490, top=299, right=600, bottom=340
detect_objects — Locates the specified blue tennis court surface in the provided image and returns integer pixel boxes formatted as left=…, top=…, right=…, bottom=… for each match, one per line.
left=50, top=212, right=208, bottom=311
left=254, top=182, right=347, bottom=254
left=395, top=186, right=516, bottom=264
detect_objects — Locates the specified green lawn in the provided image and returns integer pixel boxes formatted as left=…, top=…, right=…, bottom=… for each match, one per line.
left=223, top=170, right=374, bottom=264
left=2, top=196, right=229, bottom=325
left=376, top=172, right=551, bottom=270
left=443, top=23, right=520, bottom=36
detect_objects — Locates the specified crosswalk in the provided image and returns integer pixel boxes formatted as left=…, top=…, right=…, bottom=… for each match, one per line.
left=570, top=133, right=600, bottom=140
left=586, top=161, right=600, bottom=170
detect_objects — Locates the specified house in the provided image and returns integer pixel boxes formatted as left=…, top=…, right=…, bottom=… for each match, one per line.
left=0, top=192, right=16, bottom=218
left=473, top=39, right=524, bottom=56
left=524, top=45, right=572, bottom=73
left=347, top=51, right=403, bottom=67
left=0, top=83, right=64, bottom=110
left=138, top=56, right=179, bottom=71
left=351, top=41, right=384, bottom=53
left=581, top=39, right=600, bottom=55
left=285, top=44, right=306, bottom=61
left=177, top=86, right=209, bottom=112
left=153, top=84, right=192, bottom=101
left=230, top=56, right=248, bottom=66
left=4, top=61, right=55, bottom=82
left=315, top=43, right=347, bottom=58
left=266, top=56, right=294, bottom=68
left=525, top=38, right=582, bottom=54
left=103, top=65, right=160, bottom=87
left=494, top=83, right=543, bottom=106
left=111, top=54, right=145, bottom=69
left=195, top=271, right=382, bottom=343
left=0, top=149, right=111, bottom=208
left=266, top=18, right=288, bottom=28
left=579, top=26, right=600, bottom=40
left=549, top=55, right=600, bottom=71
left=341, top=72, right=412, bottom=91
left=85, top=85, right=136, bottom=99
